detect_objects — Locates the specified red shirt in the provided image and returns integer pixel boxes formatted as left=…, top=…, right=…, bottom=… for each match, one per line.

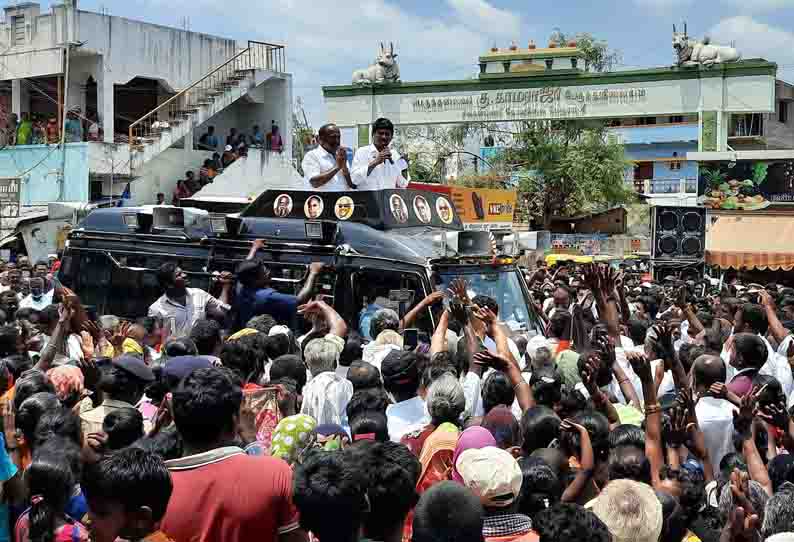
left=161, top=447, right=299, bottom=542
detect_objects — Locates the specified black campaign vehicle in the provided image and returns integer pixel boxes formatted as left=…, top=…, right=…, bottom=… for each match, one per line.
left=59, top=189, right=545, bottom=336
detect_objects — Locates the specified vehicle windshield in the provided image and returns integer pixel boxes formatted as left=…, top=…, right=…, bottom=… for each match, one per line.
left=437, top=268, right=541, bottom=335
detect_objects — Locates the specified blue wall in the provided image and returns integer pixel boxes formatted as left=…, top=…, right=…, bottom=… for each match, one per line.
left=625, top=142, right=699, bottom=180
left=0, top=143, right=89, bottom=204
left=610, top=124, right=698, bottom=145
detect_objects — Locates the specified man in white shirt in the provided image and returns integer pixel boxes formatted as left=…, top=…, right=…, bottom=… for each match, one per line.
left=382, top=349, right=429, bottom=442
left=351, top=117, right=409, bottom=190
left=692, top=354, right=735, bottom=470
left=301, top=123, right=355, bottom=191
left=18, top=278, right=53, bottom=311
left=148, top=263, right=233, bottom=338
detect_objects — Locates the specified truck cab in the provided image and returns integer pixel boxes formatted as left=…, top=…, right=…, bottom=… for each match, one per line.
left=59, top=189, right=545, bottom=338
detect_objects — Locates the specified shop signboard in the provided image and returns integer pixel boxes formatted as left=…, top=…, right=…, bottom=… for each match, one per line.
left=0, top=177, right=20, bottom=218
left=698, top=160, right=794, bottom=211
left=409, top=183, right=517, bottom=230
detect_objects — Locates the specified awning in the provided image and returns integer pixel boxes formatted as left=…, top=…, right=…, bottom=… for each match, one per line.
left=706, top=215, right=794, bottom=270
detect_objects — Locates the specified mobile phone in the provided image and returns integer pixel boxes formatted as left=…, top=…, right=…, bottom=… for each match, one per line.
left=404, top=328, right=419, bottom=350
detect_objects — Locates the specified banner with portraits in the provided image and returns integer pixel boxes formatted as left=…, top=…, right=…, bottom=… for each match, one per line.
left=242, top=189, right=463, bottom=231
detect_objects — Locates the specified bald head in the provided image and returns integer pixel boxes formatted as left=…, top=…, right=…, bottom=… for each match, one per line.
left=692, top=354, right=726, bottom=390
left=317, top=123, right=341, bottom=154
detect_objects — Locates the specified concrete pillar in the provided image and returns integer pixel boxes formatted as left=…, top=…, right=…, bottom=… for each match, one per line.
left=11, top=79, right=29, bottom=116
left=96, top=57, right=114, bottom=143
left=66, top=77, right=86, bottom=117
left=184, top=124, right=194, bottom=153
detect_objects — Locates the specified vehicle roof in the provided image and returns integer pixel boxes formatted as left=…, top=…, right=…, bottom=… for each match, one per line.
left=73, top=207, right=457, bottom=266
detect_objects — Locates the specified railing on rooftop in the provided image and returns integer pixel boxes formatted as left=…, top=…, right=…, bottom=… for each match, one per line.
left=627, top=178, right=698, bottom=195
left=128, top=41, right=286, bottom=154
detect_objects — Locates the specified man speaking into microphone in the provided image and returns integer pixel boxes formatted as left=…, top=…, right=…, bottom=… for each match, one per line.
left=352, top=117, right=410, bottom=190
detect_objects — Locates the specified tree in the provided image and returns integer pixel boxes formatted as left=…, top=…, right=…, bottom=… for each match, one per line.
left=550, top=29, right=621, bottom=73
left=491, top=121, right=634, bottom=229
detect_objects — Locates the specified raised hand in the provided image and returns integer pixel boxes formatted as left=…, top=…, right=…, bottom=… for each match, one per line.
left=627, top=351, right=653, bottom=384
left=648, top=323, right=675, bottom=363
left=218, top=270, right=235, bottom=286
left=79, top=331, right=95, bottom=359
left=81, top=320, right=103, bottom=341
left=732, top=387, right=760, bottom=436
left=447, top=278, right=471, bottom=306
left=423, top=291, right=445, bottom=306
left=77, top=358, right=101, bottom=392
left=108, top=321, right=132, bottom=350
left=473, top=350, right=513, bottom=372
left=757, top=397, right=791, bottom=430
left=594, top=335, right=616, bottom=367
left=665, top=406, right=690, bottom=449
left=582, top=264, right=600, bottom=293
left=58, top=303, right=74, bottom=325
left=720, top=506, right=760, bottom=542
left=708, top=382, right=728, bottom=400
left=729, top=470, right=757, bottom=517
left=448, top=299, right=469, bottom=325
left=472, top=305, right=498, bottom=331
left=579, top=353, right=602, bottom=396
left=758, top=289, right=775, bottom=311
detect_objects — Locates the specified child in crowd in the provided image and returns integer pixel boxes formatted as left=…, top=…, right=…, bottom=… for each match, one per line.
left=14, top=438, right=90, bottom=542
left=82, top=448, right=174, bottom=542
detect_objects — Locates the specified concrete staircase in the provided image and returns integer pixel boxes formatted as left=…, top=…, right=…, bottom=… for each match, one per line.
left=128, top=41, right=285, bottom=173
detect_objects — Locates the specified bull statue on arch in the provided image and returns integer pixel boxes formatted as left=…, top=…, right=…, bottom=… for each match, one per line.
left=673, top=23, right=741, bottom=67
left=352, top=42, right=401, bottom=85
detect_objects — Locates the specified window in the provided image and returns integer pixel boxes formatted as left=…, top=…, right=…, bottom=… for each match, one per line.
left=670, top=152, right=681, bottom=171
left=669, top=115, right=684, bottom=124
left=779, top=101, right=789, bottom=124
left=633, top=162, right=653, bottom=180
left=730, top=113, right=763, bottom=137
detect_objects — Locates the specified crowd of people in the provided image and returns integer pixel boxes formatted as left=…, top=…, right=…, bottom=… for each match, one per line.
left=169, top=122, right=285, bottom=205
left=197, top=122, right=283, bottom=157
left=2, top=109, right=101, bottom=147
left=0, top=246, right=791, bottom=542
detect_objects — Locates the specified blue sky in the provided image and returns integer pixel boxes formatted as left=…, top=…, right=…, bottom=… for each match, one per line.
left=39, top=0, right=794, bottom=127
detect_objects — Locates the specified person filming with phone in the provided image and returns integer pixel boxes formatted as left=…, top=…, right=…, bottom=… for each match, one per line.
left=351, top=117, right=409, bottom=190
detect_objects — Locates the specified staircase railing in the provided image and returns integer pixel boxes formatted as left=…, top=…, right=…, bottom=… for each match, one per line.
left=128, top=41, right=286, bottom=153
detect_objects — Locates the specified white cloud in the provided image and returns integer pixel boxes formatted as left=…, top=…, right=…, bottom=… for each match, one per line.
left=710, top=15, right=794, bottom=66
left=446, top=0, right=521, bottom=37
left=721, top=0, right=794, bottom=12
left=633, top=0, right=794, bottom=10
left=141, top=0, right=520, bottom=126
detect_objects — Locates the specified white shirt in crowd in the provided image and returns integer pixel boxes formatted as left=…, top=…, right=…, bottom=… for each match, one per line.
left=351, top=145, right=409, bottom=190
left=386, top=395, right=429, bottom=442
left=148, top=288, right=230, bottom=338
left=301, top=146, right=351, bottom=192
left=19, top=290, right=54, bottom=311
left=695, top=396, right=736, bottom=470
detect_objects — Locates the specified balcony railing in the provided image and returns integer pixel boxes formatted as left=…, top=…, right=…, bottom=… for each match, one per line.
left=627, top=178, right=698, bottom=195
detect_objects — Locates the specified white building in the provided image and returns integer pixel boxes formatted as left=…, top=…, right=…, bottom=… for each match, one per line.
left=324, top=41, right=785, bottom=209
left=0, top=1, right=297, bottom=227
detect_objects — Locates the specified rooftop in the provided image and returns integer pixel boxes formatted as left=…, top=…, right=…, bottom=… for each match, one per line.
left=323, top=59, right=778, bottom=97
